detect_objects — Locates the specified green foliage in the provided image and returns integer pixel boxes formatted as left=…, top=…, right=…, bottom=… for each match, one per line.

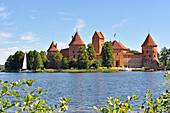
left=77, top=46, right=91, bottom=69
left=101, top=42, right=114, bottom=68
left=94, top=72, right=170, bottom=113
left=0, top=79, right=70, bottom=113
left=87, top=43, right=96, bottom=60
left=127, top=48, right=140, bottom=53
left=91, top=60, right=101, bottom=69
left=40, top=51, right=49, bottom=68
left=5, top=51, right=25, bottom=71
left=160, top=47, right=170, bottom=66
left=27, top=50, right=44, bottom=70
left=69, top=59, right=77, bottom=69
left=61, top=57, right=69, bottom=69
left=49, top=50, right=63, bottom=69
left=94, top=95, right=138, bottom=113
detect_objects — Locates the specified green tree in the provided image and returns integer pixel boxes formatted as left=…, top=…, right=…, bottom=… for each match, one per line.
left=127, top=48, right=140, bottom=53
left=61, top=57, right=69, bottom=69
left=27, top=50, right=43, bottom=70
left=101, top=42, right=114, bottom=68
left=87, top=43, right=96, bottom=60
left=77, top=45, right=91, bottom=69
left=69, top=59, right=77, bottom=69
left=49, top=50, right=63, bottom=69
left=91, top=60, right=101, bottom=69
left=5, top=51, right=25, bottom=70
left=160, top=47, right=170, bottom=66
left=40, top=51, right=49, bottom=68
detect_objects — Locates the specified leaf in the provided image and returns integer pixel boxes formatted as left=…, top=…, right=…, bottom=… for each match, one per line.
left=37, top=87, right=43, bottom=95
left=163, top=83, right=168, bottom=86
left=93, top=106, right=98, bottom=110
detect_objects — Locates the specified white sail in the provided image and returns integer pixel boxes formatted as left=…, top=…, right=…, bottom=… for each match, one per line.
left=22, top=53, right=27, bottom=70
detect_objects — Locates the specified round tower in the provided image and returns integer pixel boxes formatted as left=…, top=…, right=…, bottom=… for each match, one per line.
left=141, top=34, right=159, bottom=67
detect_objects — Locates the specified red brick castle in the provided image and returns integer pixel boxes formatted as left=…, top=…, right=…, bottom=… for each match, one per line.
left=47, top=31, right=159, bottom=68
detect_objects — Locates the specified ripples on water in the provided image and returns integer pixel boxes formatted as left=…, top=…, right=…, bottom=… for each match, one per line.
left=0, top=71, right=167, bottom=113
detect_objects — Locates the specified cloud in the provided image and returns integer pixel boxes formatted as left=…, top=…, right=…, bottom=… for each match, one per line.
left=30, top=16, right=35, bottom=20
left=0, top=31, right=12, bottom=38
left=21, top=32, right=39, bottom=43
left=112, top=19, right=128, bottom=30
left=30, top=9, right=38, bottom=13
left=57, top=41, right=68, bottom=50
left=2, top=41, right=20, bottom=44
left=0, top=47, right=19, bottom=65
left=0, top=7, right=5, bottom=11
left=0, top=11, right=11, bottom=18
left=0, top=22, right=14, bottom=26
left=73, top=19, right=85, bottom=31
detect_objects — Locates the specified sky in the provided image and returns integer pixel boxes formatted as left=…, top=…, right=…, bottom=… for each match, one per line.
left=0, top=0, right=170, bottom=64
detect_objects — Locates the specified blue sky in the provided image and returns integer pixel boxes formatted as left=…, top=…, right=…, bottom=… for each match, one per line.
left=0, top=0, right=170, bottom=64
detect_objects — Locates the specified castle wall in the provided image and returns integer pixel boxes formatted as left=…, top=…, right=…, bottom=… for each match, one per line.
left=124, top=57, right=142, bottom=68
left=69, top=45, right=80, bottom=60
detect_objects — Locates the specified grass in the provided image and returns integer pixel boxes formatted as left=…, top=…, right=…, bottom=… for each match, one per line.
left=43, top=68, right=122, bottom=73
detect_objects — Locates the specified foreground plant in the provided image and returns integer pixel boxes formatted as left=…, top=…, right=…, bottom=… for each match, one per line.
left=93, top=95, right=138, bottom=113
left=0, top=79, right=70, bottom=113
left=94, top=71, right=170, bottom=113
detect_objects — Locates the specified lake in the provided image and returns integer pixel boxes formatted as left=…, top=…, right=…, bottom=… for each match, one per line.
left=0, top=71, right=167, bottom=113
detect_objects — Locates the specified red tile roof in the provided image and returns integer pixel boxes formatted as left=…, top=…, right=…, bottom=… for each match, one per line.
left=111, top=40, right=128, bottom=50
left=95, top=31, right=104, bottom=39
left=47, top=41, right=59, bottom=52
left=69, top=32, right=85, bottom=46
left=141, top=34, right=157, bottom=47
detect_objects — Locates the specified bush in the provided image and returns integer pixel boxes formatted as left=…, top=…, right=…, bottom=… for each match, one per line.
left=0, top=79, right=70, bottom=112
left=91, top=60, right=101, bottom=69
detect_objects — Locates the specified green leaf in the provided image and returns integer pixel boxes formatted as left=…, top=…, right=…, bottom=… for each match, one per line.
left=37, top=87, right=43, bottom=95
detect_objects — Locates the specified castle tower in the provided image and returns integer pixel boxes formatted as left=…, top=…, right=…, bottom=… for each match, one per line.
left=69, top=32, right=85, bottom=60
left=92, top=31, right=105, bottom=55
left=141, top=34, right=159, bottom=67
left=47, top=41, right=59, bottom=68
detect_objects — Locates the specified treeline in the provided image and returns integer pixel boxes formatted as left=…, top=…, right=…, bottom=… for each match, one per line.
left=4, top=42, right=115, bottom=71
left=158, top=47, right=170, bottom=66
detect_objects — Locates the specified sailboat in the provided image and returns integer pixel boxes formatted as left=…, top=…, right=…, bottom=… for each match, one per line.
left=20, top=52, right=32, bottom=73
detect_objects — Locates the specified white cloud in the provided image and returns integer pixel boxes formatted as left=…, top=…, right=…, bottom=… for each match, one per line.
left=57, top=41, right=68, bottom=50
left=30, top=16, right=35, bottom=19
left=0, top=31, right=12, bottom=38
left=0, top=7, right=5, bottom=11
left=112, top=19, right=128, bottom=30
left=0, top=47, right=19, bottom=65
left=73, top=19, right=85, bottom=31
left=0, top=22, right=14, bottom=26
left=21, top=32, right=39, bottom=43
left=2, top=41, right=20, bottom=44
left=0, top=11, right=11, bottom=18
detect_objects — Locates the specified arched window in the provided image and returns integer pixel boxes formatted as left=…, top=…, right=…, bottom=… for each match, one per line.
left=73, top=51, right=74, bottom=53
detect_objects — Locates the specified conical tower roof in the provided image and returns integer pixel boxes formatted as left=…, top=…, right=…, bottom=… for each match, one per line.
left=47, top=41, right=59, bottom=52
left=111, top=40, right=128, bottom=50
left=94, top=31, right=104, bottom=39
left=69, top=32, right=85, bottom=46
left=141, top=34, right=157, bottom=47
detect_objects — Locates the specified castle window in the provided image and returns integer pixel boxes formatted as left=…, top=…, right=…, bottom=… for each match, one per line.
left=117, top=53, right=118, bottom=55
left=149, top=55, right=151, bottom=57
left=73, top=51, right=74, bottom=53
left=144, top=56, right=145, bottom=57
left=147, top=51, right=148, bottom=53
left=153, top=51, right=154, bottom=53
left=154, top=55, right=156, bottom=57
left=73, top=55, right=75, bottom=58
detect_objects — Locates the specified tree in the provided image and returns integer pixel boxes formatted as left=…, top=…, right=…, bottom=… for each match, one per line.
left=160, top=47, right=170, bottom=66
left=27, top=50, right=43, bottom=70
left=69, top=59, right=77, bottom=69
left=87, top=43, right=96, bottom=60
left=101, top=42, right=114, bottom=68
left=49, top=50, right=63, bottom=69
left=77, top=45, right=91, bottom=69
left=40, top=51, right=49, bottom=68
left=5, top=51, right=25, bottom=70
left=61, top=57, right=69, bottom=69
left=127, top=48, right=140, bottom=53
left=91, top=60, right=101, bottom=69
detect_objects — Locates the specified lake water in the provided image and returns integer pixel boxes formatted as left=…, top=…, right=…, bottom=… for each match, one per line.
left=0, top=71, right=167, bottom=113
